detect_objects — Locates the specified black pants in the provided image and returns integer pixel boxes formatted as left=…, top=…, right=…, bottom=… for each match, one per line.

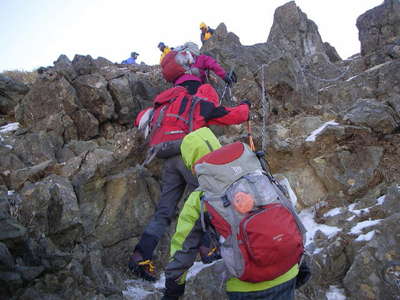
left=135, top=155, right=198, bottom=259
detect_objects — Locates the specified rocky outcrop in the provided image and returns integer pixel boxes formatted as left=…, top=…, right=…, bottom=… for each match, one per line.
left=1, top=1, right=400, bottom=299
left=357, top=0, right=400, bottom=56
left=0, top=75, right=29, bottom=116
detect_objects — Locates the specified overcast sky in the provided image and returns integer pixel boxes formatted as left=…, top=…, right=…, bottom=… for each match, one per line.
left=0, top=0, right=383, bottom=72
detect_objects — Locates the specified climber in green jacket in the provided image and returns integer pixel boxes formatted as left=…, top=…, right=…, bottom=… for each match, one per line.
left=162, top=127, right=305, bottom=300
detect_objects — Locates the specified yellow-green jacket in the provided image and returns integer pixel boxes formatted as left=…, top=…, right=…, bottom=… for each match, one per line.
left=164, top=127, right=299, bottom=293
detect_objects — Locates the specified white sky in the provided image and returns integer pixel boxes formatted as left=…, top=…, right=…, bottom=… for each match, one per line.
left=0, top=0, right=383, bottom=72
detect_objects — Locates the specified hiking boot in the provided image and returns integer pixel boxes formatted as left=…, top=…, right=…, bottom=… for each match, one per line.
left=128, top=251, right=157, bottom=281
left=199, top=245, right=221, bottom=264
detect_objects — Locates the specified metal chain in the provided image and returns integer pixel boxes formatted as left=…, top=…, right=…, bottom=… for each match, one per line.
left=260, top=64, right=268, bottom=151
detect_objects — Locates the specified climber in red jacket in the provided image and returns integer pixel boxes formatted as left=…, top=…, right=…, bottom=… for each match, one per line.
left=128, top=82, right=250, bottom=282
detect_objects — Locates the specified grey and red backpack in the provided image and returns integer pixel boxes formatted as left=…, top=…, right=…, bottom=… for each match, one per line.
left=194, top=141, right=306, bottom=282
left=160, top=42, right=201, bottom=83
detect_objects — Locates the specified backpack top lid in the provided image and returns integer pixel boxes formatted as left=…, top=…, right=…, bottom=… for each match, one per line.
left=174, top=42, right=200, bottom=56
left=194, top=142, right=263, bottom=196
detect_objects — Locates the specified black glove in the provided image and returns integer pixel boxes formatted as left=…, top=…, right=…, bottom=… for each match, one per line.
left=240, top=99, right=251, bottom=108
left=223, top=71, right=237, bottom=86
left=295, top=260, right=311, bottom=289
left=163, top=278, right=185, bottom=300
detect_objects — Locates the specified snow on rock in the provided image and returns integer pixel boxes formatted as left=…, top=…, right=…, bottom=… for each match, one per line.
left=350, top=219, right=382, bottom=235
left=305, top=120, right=339, bottom=142
left=0, top=122, right=20, bottom=147
left=355, top=230, right=376, bottom=242
left=376, top=195, right=386, bottom=205
left=123, top=284, right=153, bottom=300
left=0, top=122, right=20, bottom=133
left=299, top=208, right=341, bottom=247
left=326, top=285, right=347, bottom=299
left=323, top=207, right=343, bottom=218
left=124, top=261, right=216, bottom=299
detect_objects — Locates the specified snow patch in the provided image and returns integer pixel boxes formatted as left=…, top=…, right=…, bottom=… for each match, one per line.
left=376, top=195, right=386, bottom=205
left=153, top=273, right=165, bottom=289
left=348, top=195, right=386, bottom=216
left=299, top=208, right=341, bottom=247
left=187, top=261, right=216, bottom=279
left=324, top=207, right=343, bottom=218
left=355, top=230, right=375, bottom=242
left=305, top=120, right=339, bottom=142
left=124, top=261, right=216, bottom=299
left=345, top=75, right=357, bottom=82
left=347, top=215, right=356, bottom=222
left=326, top=285, right=347, bottom=300
left=0, top=122, right=20, bottom=133
left=122, top=285, right=152, bottom=300
left=350, top=219, right=382, bottom=235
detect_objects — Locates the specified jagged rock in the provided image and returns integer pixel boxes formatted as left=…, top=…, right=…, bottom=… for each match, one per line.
left=267, top=1, right=328, bottom=61
left=12, top=131, right=61, bottom=166
left=53, top=54, right=78, bottom=82
left=0, top=199, right=26, bottom=243
left=72, top=54, right=100, bottom=76
left=15, top=265, right=45, bottom=282
left=71, top=108, right=100, bottom=140
left=9, top=159, right=56, bottom=190
left=0, top=242, right=15, bottom=269
left=342, top=98, right=400, bottom=134
left=109, top=75, right=137, bottom=124
left=357, top=0, right=400, bottom=56
left=2, top=1, right=400, bottom=299
left=183, top=262, right=227, bottom=300
left=19, top=175, right=83, bottom=247
left=387, top=93, right=400, bottom=115
left=15, top=74, right=82, bottom=142
left=57, top=139, right=99, bottom=162
left=343, top=211, right=400, bottom=300
left=74, top=165, right=159, bottom=248
left=318, top=60, right=400, bottom=112
left=323, top=42, right=342, bottom=62
left=0, top=145, right=26, bottom=180
left=0, top=74, right=29, bottom=116
left=310, top=146, right=383, bottom=197
left=72, top=74, right=115, bottom=123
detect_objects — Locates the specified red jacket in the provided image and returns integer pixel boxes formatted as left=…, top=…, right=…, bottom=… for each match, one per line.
left=174, top=54, right=226, bottom=85
left=135, top=84, right=249, bottom=147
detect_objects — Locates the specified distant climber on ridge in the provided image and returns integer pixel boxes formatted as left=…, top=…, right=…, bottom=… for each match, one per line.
left=158, top=42, right=172, bottom=64
left=121, top=52, right=139, bottom=65
left=200, top=22, right=214, bottom=44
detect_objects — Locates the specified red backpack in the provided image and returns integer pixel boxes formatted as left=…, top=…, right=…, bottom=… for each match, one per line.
left=136, top=85, right=218, bottom=163
left=194, top=142, right=306, bottom=282
left=161, top=49, right=201, bottom=83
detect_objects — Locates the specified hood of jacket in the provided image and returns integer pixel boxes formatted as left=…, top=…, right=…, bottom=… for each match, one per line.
left=180, top=127, right=221, bottom=170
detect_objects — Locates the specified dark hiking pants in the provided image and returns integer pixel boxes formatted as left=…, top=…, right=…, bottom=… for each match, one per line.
left=226, top=278, right=296, bottom=300
left=135, top=155, right=198, bottom=259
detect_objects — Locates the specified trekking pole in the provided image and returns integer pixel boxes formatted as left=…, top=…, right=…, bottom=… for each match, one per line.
left=220, top=83, right=229, bottom=104
left=220, top=68, right=235, bottom=105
